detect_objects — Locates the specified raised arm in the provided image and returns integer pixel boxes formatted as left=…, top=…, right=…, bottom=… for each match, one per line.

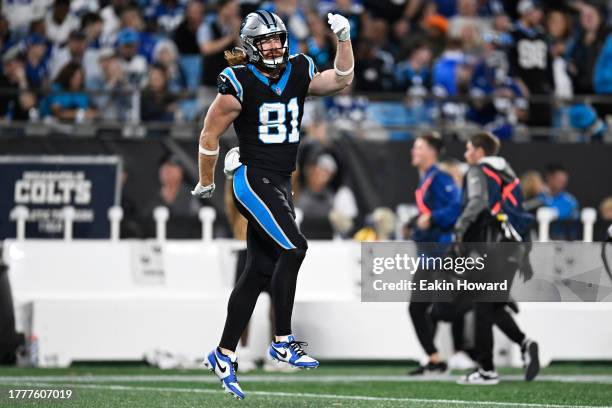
left=308, top=13, right=354, bottom=96
left=191, top=94, right=241, bottom=199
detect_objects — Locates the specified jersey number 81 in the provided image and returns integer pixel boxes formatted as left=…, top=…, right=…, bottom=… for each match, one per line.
left=258, top=97, right=300, bottom=144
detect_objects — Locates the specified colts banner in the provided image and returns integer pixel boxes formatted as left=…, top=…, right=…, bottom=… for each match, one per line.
left=0, top=156, right=121, bottom=239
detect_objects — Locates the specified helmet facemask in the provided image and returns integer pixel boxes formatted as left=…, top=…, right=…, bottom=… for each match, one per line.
left=251, top=32, right=288, bottom=78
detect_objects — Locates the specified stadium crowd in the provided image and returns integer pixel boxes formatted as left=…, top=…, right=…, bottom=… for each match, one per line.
left=0, top=0, right=612, bottom=140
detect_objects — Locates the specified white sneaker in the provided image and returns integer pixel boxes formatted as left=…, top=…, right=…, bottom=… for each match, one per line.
left=448, top=351, right=476, bottom=370
left=457, top=368, right=500, bottom=385
left=268, top=335, right=319, bottom=370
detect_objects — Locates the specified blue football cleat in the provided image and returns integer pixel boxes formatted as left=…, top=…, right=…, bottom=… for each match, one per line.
left=203, top=348, right=245, bottom=400
left=268, top=335, right=319, bottom=369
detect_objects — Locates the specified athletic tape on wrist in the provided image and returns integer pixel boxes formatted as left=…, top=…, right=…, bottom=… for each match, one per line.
left=337, top=30, right=350, bottom=42
left=199, top=146, right=219, bottom=156
left=334, top=62, right=354, bottom=77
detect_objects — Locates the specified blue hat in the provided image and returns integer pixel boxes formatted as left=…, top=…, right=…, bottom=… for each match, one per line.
left=117, top=29, right=140, bottom=46
left=569, top=104, right=597, bottom=130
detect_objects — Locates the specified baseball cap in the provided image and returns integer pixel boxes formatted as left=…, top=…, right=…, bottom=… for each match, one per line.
left=117, top=29, right=140, bottom=46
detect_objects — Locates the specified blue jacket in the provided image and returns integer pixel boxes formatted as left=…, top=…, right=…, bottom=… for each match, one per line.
left=537, top=191, right=579, bottom=220
left=412, top=164, right=461, bottom=243
left=433, top=51, right=465, bottom=96
left=594, top=34, right=612, bottom=94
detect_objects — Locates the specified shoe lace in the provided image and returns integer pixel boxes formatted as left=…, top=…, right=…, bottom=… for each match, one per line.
left=288, top=341, right=308, bottom=357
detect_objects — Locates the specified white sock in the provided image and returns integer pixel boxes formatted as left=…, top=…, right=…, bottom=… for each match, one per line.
left=218, top=347, right=236, bottom=359
left=275, top=335, right=291, bottom=343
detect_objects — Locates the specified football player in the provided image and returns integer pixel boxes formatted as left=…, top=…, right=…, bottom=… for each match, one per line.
left=192, top=10, right=354, bottom=399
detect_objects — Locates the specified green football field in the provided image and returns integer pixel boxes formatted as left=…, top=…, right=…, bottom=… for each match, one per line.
left=0, top=363, right=611, bottom=408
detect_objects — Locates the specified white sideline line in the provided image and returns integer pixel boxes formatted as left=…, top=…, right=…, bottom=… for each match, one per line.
left=1, top=374, right=612, bottom=384
left=2, top=381, right=611, bottom=408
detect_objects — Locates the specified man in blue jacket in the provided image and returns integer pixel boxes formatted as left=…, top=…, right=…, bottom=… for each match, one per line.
left=408, top=131, right=463, bottom=375
left=539, top=163, right=580, bottom=240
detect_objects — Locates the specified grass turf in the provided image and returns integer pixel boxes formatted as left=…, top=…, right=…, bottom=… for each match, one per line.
left=0, top=363, right=611, bottom=408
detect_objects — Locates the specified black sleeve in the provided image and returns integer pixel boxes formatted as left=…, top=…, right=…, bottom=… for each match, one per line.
left=217, top=68, right=241, bottom=103
left=301, top=53, right=319, bottom=83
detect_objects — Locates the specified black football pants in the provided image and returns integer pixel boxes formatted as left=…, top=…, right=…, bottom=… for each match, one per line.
left=219, top=165, right=308, bottom=351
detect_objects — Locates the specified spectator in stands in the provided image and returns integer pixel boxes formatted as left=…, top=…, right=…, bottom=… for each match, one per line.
left=600, top=197, right=612, bottom=222
left=140, top=63, right=177, bottom=122
left=45, top=0, right=80, bottom=45
left=69, top=1, right=99, bottom=18
left=153, top=40, right=187, bottom=93
left=492, top=12, right=512, bottom=35
left=304, top=11, right=335, bottom=71
left=120, top=5, right=157, bottom=63
left=81, top=12, right=105, bottom=50
left=521, top=170, right=546, bottom=215
left=467, top=39, right=528, bottom=138
left=297, top=153, right=357, bottom=239
left=449, top=0, right=492, bottom=53
left=49, top=62, right=98, bottom=122
left=506, top=0, right=553, bottom=130
left=395, top=42, right=432, bottom=94
left=198, top=0, right=241, bottom=91
left=596, top=196, right=612, bottom=241
left=545, top=8, right=573, bottom=100
left=23, top=34, right=50, bottom=90
left=567, top=2, right=609, bottom=97
left=116, top=28, right=148, bottom=87
left=322, top=83, right=370, bottom=134
left=539, top=163, right=580, bottom=240
left=143, top=155, right=201, bottom=238
left=545, top=8, right=571, bottom=52
left=432, top=38, right=467, bottom=97
left=433, top=38, right=474, bottom=123
left=101, top=0, right=129, bottom=40
left=1, top=0, right=46, bottom=33
left=353, top=18, right=395, bottom=92
left=48, top=30, right=90, bottom=80
left=568, top=103, right=607, bottom=142
left=0, top=50, right=36, bottom=120
left=421, top=9, right=449, bottom=58
left=147, top=0, right=185, bottom=36
left=173, top=0, right=205, bottom=56
left=86, top=48, right=129, bottom=121
left=353, top=207, right=396, bottom=241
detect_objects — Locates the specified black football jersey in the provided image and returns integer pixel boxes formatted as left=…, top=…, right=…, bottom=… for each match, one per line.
left=217, top=54, right=318, bottom=175
left=507, top=25, right=553, bottom=94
